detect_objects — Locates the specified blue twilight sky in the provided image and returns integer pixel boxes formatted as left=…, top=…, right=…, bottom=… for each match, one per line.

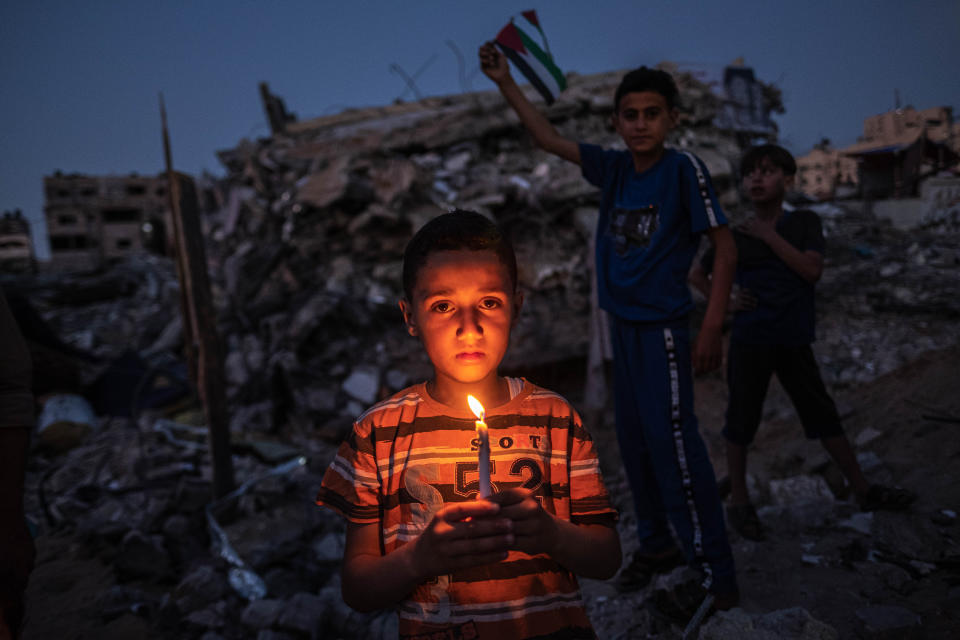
left=2, top=1, right=958, bottom=260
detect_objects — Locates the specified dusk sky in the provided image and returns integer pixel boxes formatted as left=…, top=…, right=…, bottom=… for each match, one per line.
left=2, top=1, right=957, bottom=260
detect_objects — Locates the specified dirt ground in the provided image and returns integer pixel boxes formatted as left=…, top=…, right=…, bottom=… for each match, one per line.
left=582, top=342, right=960, bottom=639
left=20, top=343, right=960, bottom=639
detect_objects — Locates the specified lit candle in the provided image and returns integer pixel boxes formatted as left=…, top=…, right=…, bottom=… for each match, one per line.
left=467, top=395, right=492, bottom=498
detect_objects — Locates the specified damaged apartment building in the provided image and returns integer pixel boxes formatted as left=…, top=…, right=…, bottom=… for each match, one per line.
left=798, top=105, right=960, bottom=201
left=43, top=172, right=173, bottom=272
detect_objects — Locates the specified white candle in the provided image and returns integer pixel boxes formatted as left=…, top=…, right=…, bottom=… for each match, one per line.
left=467, top=395, right=492, bottom=498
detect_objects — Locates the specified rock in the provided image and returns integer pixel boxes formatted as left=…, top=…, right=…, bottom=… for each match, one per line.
left=184, top=602, right=226, bottom=631
left=312, top=531, right=345, bottom=563
left=296, top=156, right=350, bottom=208
left=174, top=565, right=228, bottom=613
left=878, top=263, right=902, bottom=278
left=162, top=514, right=191, bottom=539
left=768, top=475, right=835, bottom=506
left=385, top=368, right=410, bottom=391
left=342, top=367, right=379, bottom=404
left=853, top=561, right=912, bottom=593
left=855, top=605, right=921, bottom=639
left=854, top=427, right=882, bottom=447
left=931, top=509, right=957, bottom=526
left=276, top=592, right=326, bottom=635
left=443, top=151, right=472, bottom=172
left=856, top=451, right=884, bottom=474
left=241, top=598, right=285, bottom=630
left=225, top=350, right=249, bottom=387
left=700, top=607, right=839, bottom=639
left=115, top=529, right=171, bottom=582
left=99, top=585, right=155, bottom=620
left=838, top=512, right=873, bottom=535
left=300, top=386, right=339, bottom=413
left=317, top=574, right=366, bottom=636
left=872, top=511, right=944, bottom=562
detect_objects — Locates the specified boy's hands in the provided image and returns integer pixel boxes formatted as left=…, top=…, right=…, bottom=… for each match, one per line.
left=479, top=41, right=511, bottom=84
left=411, top=501, right=513, bottom=578
left=738, top=216, right=777, bottom=244
left=730, top=287, right=757, bottom=312
left=693, top=327, right=723, bottom=373
left=487, top=488, right=559, bottom=556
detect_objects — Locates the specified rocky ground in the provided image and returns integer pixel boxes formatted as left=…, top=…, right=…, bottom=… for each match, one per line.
left=17, top=340, right=960, bottom=639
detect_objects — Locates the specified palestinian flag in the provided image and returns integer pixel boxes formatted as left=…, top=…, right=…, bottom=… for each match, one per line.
left=495, top=10, right=566, bottom=104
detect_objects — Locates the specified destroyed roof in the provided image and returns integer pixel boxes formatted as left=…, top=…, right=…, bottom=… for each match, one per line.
left=842, top=129, right=924, bottom=156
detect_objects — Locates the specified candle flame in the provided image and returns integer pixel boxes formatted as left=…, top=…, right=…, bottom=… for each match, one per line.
left=467, top=395, right=485, bottom=422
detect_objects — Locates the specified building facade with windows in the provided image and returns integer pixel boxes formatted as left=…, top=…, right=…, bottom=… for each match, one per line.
left=43, top=173, right=171, bottom=271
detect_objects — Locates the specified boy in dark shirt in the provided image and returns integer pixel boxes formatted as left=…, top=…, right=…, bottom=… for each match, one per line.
left=690, top=144, right=916, bottom=540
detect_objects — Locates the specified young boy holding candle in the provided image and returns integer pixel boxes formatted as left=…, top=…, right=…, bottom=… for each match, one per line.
left=316, top=210, right=621, bottom=639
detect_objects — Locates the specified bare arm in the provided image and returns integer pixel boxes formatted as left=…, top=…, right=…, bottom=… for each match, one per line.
left=479, top=42, right=580, bottom=165
left=489, top=488, right=621, bottom=580
left=341, top=501, right=513, bottom=612
left=693, top=225, right=736, bottom=373
left=740, top=217, right=823, bottom=283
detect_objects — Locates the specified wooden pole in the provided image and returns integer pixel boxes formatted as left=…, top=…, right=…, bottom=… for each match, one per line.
left=159, top=95, right=197, bottom=384
left=160, top=95, right=235, bottom=498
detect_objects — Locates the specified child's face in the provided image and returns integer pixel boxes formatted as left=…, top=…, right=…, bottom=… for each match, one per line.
left=612, top=91, right=677, bottom=157
left=743, top=157, right=794, bottom=205
left=399, top=249, right=522, bottom=393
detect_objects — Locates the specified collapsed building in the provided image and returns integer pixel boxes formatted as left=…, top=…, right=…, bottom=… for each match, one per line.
left=42, top=172, right=175, bottom=271
left=203, top=64, right=776, bottom=435
left=797, top=104, right=960, bottom=203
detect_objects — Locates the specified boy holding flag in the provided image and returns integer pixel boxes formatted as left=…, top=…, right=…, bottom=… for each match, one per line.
left=480, top=16, right=739, bottom=612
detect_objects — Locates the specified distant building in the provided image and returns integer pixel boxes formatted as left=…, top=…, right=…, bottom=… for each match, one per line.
left=0, top=209, right=34, bottom=272
left=797, top=141, right=859, bottom=200
left=862, top=106, right=956, bottom=149
left=842, top=105, right=958, bottom=199
left=44, top=173, right=172, bottom=271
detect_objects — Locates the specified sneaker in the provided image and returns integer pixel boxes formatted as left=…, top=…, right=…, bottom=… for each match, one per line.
left=647, top=580, right=740, bottom=629
left=616, top=546, right=686, bottom=591
left=726, top=503, right=766, bottom=541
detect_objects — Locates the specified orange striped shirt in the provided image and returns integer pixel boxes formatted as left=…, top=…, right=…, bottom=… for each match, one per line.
left=317, top=379, right=618, bottom=639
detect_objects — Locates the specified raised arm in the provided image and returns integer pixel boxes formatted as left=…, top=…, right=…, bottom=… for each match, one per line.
left=479, top=42, right=580, bottom=165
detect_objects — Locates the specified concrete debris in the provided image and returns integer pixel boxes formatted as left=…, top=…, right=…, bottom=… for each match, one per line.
left=700, top=607, right=839, bottom=640
left=768, top=475, right=835, bottom=506
left=855, top=605, right=922, bottom=639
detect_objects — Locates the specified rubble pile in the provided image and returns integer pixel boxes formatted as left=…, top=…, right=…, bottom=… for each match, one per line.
left=811, top=209, right=960, bottom=387
left=199, top=67, right=743, bottom=441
